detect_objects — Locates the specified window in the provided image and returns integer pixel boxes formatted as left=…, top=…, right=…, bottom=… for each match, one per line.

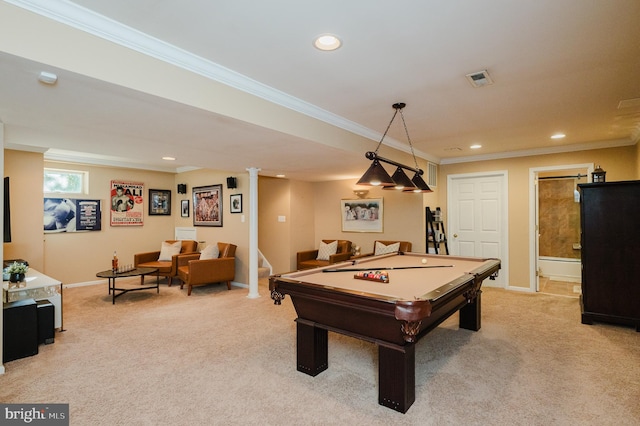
left=44, top=168, right=87, bottom=194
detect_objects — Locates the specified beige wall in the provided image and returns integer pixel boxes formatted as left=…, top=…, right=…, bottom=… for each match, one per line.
left=175, top=168, right=250, bottom=284
left=4, top=150, right=45, bottom=270
left=4, top=144, right=638, bottom=289
left=41, top=160, right=176, bottom=284
left=439, top=145, right=638, bottom=289
left=259, top=175, right=437, bottom=273
left=3, top=150, right=250, bottom=285
left=310, top=179, right=427, bottom=263
left=258, top=177, right=293, bottom=274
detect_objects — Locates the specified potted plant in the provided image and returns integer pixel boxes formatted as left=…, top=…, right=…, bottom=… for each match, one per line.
left=6, top=261, right=28, bottom=283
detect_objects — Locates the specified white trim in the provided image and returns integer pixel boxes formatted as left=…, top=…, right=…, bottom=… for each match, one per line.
left=528, top=163, right=593, bottom=293
left=447, top=170, right=509, bottom=289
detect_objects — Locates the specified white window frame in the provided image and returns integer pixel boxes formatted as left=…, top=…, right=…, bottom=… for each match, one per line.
left=44, top=168, right=89, bottom=195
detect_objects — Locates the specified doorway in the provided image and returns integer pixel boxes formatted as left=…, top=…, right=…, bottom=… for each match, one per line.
left=447, top=171, right=508, bottom=288
left=528, top=164, right=593, bottom=294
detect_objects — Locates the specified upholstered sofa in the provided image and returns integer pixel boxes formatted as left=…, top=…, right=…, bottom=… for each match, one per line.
left=296, top=239, right=352, bottom=270
left=352, top=240, right=412, bottom=259
left=134, top=240, right=198, bottom=286
left=177, top=242, right=237, bottom=295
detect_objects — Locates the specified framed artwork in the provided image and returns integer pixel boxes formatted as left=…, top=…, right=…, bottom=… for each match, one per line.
left=192, top=184, right=223, bottom=227
left=230, top=194, right=243, bottom=213
left=181, top=200, right=190, bottom=218
left=149, top=189, right=171, bottom=215
left=110, top=180, right=144, bottom=226
left=341, top=198, right=383, bottom=233
left=44, top=198, right=102, bottom=233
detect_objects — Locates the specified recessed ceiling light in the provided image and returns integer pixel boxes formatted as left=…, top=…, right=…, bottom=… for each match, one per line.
left=162, top=156, right=176, bottom=161
left=276, top=174, right=286, bottom=178
left=551, top=133, right=566, bottom=139
left=470, top=144, right=482, bottom=149
left=313, top=34, right=342, bottom=51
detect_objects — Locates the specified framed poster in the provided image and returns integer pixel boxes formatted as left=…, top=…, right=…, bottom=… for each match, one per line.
left=110, top=181, right=143, bottom=226
left=181, top=200, right=190, bottom=217
left=44, top=198, right=102, bottom=233
left=149, top=189, right=171, bottom=215
left=341, top=198, right=383, bottom=233
left=192, top=184, right=222, bottom=227
left=230, top=194, right=242, bottom=213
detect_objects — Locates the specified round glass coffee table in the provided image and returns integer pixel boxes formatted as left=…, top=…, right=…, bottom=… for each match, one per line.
left=96, top=267, right=159, bottom=304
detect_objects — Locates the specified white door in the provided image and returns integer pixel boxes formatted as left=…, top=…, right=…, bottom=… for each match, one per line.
left=448, top=172, right=508, bottom=288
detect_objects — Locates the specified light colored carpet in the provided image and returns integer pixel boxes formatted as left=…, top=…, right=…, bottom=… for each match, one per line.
left=1, top=278, right=638, bottom=425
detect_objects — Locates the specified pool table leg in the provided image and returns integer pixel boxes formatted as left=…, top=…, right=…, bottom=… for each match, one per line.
left=296, top=319, right=328, bottom=376
left=459, top=290, right=481, bottom=331
left=378, top=343, right=415, bottom=413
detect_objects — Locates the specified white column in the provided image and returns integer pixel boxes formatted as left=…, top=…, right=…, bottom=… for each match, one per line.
left=246, top=167, right=261, bottom=299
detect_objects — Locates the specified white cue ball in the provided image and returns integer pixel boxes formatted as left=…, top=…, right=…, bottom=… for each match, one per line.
left=421, top=258, right=428, bottom=264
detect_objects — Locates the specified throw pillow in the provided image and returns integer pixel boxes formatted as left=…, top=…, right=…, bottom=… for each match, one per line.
left=158, top=241, right=182, bottom=261
left=199, top=244, right=220, bottom=260
left=316, top=240, right=338, bottom=261
left=374, top=241, right=400, bottom=256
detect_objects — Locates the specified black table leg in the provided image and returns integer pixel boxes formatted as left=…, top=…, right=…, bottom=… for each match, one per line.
left=296, top=319, right=328, bottom=376
left=378, top=342, right=415, bottom=413
left=459, top=291, right=481, bottom=331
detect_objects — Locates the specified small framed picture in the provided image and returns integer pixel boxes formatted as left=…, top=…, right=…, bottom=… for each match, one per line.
left=149, top=189, right=171, bottom=216
left=230, top=194, right=243, bottom=213
left=341, top=197, right=383, bottom=233
left=181, top=200, right=189, bottom=218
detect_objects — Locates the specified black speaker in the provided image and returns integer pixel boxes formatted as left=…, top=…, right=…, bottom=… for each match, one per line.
left=177, top=184, right=187, bottom=194
left=3, top=298, right=38, bottom=362
left=37, top=299, right=55, bottom=345
left=226, top=177, right=237, bottom=189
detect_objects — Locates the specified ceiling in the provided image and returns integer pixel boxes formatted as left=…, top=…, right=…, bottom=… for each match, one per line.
left=1, top=0, right=639, bottom=181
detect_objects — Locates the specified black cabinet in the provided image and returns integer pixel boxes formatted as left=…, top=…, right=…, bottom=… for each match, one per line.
left=579, top=180, right=640, bottom=331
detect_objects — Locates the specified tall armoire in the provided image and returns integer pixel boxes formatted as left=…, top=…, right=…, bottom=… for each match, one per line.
left=578, top=180, right=640, bottom=331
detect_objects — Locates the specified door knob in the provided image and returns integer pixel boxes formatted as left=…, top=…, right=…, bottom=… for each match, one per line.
left=453, top=234, right=458, bottom=238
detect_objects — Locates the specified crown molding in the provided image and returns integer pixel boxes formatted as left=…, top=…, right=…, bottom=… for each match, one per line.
left=440, top=138, right=636, bottom=165
left=43, top=149, right=179, bottom=173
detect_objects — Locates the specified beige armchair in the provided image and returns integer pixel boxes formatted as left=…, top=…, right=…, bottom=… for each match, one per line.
left=177, top=242, right=237, bottom=295
left=296, top=239, right=352, bottom=270
left=352, top=240, right=412, bottom=259
left=134, top=240, right=198, bottom=286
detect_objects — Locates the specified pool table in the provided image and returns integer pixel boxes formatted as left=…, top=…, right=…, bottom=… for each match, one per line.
left=269, top=252, right=501, bottom=413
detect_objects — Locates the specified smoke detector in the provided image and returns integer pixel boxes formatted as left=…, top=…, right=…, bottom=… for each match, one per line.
left=465, top=70, right=493, bottom=88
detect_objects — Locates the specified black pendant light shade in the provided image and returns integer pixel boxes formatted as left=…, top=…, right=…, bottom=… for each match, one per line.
left=356, top=159, right=396, bottom=186
left=384, top=167, right=415, bottom=190
left=403, top=172, right=432, bottom=192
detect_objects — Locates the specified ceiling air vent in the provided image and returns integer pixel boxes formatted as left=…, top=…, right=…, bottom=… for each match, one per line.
left=465, top=70, right=493, bottom=88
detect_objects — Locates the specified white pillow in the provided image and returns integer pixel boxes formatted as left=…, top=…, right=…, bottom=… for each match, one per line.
left=316, top=240, right=338, bottom=261
left=199, top=244, right=220, bottom=260
left=374, top=241, right=400, bottom=256
left=158, top=241, right=182, bottom=261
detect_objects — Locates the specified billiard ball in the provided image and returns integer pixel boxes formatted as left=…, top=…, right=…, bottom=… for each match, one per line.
left=421, top=258, right=428, bottom=264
